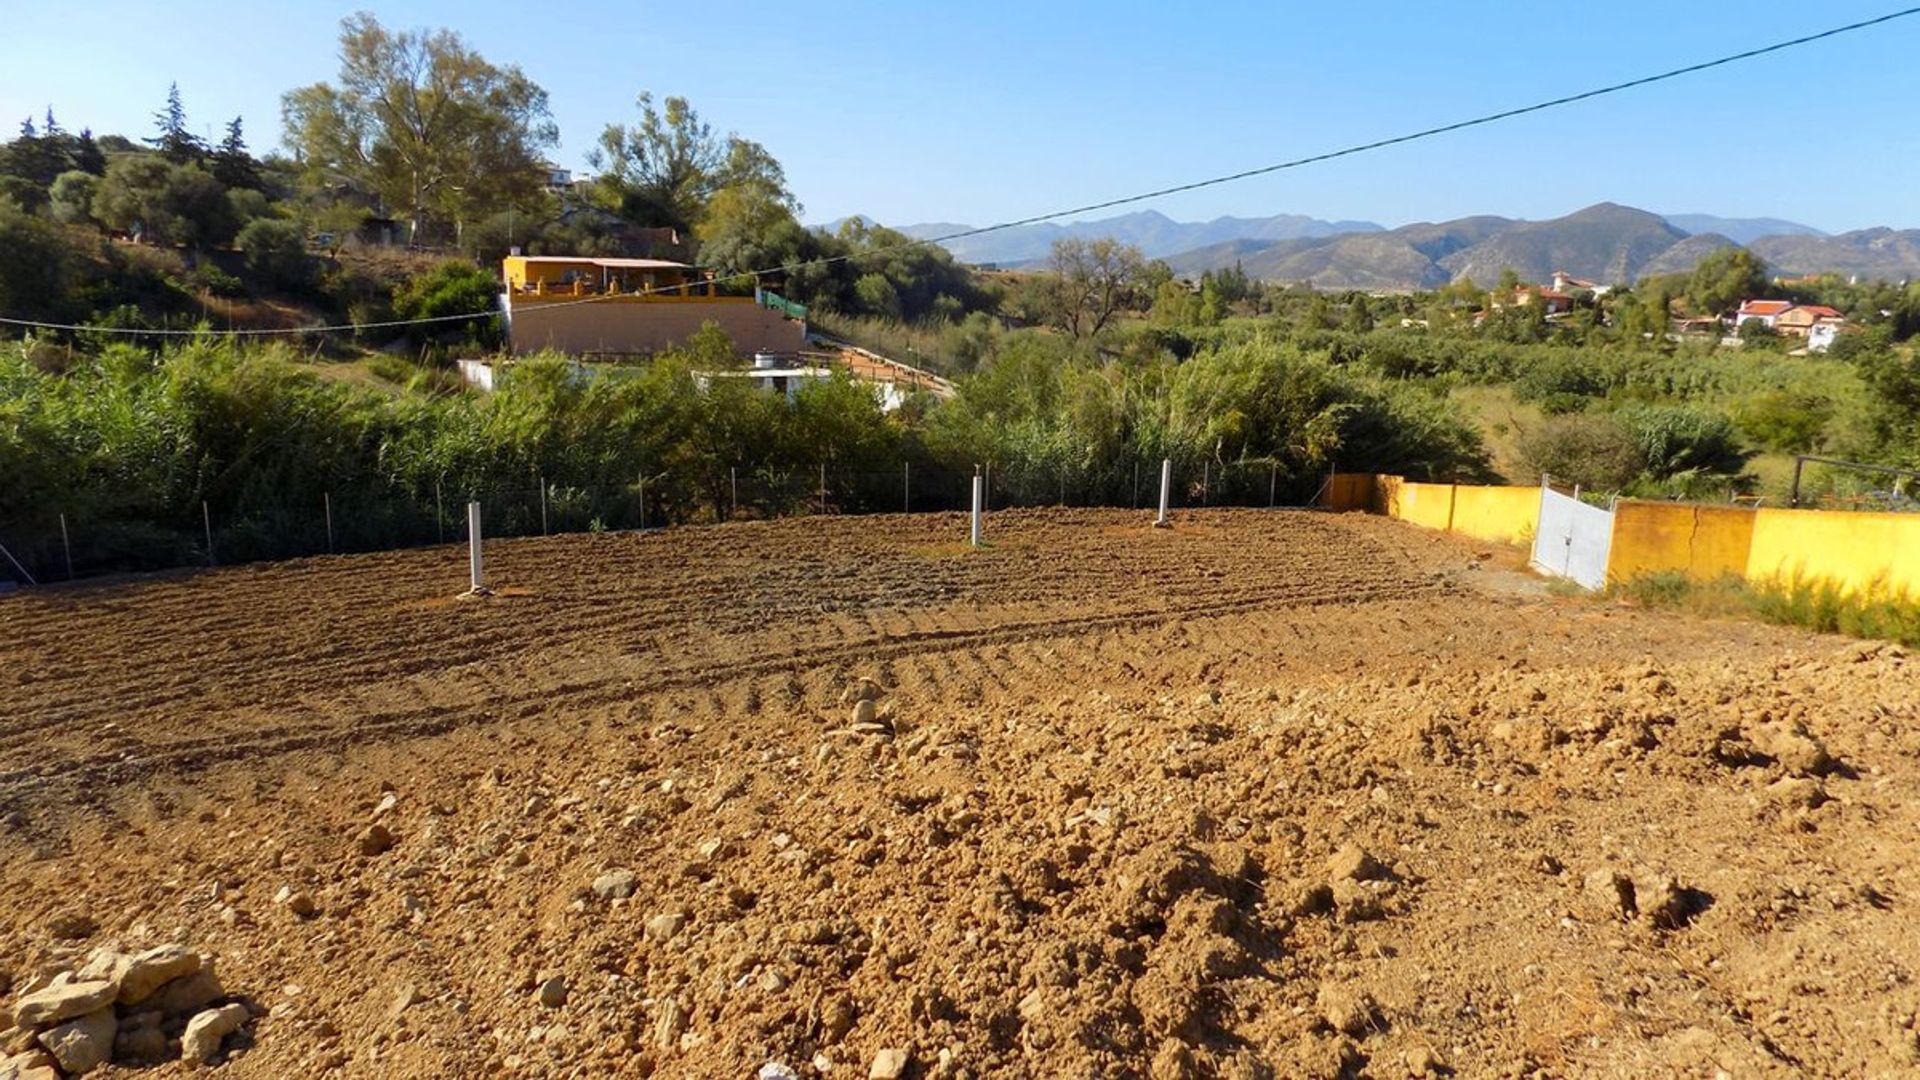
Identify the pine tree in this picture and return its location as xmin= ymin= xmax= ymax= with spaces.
xmin=72 ymin=129 xmax=106 ymax=176
xmin=211 ymin=116 xmax=259 ymax=190
xmin=148 ymin=82 xmax=205 ymax=163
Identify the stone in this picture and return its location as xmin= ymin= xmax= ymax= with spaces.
xmin=388 ymin=984 xmax=424 ymax=1022
xmin=3 ymin=1049 xmax=61 ymax=1080
xmin=869 ymin=1047 xmax=910 ymax=1080
xmin=645 ymin=911 xmax=687 ymax=942
xmin=1326 ymin=843 xmax=1383 ymax=882
xmin=179 ymin=1002 xmax=248 ymax=1064
xmin=821 ymin=996 xmax=859 ymax=1043
xmin=37 ymin=1006 xmax=115 ymax=1075
xmin=1316 ymin=984 xmax=1379 ymax=1037
xmin=1766 ymin=776 xmax=1828 ymax=809
xmin=1405 ymin=1046 xmax=1447 ymax=1075
xmin=1633 ymin=873 xmax=1698 ymax=929
xmin=537 ymin=977 xmax=567 ymax=1008
xmin=653 ymin=999 xmax=686 ymax=1050
xmin=113 ymin=1023 xmax=169 ymax=1063
xmin=759 ymin=1064 xmax=802 ymax=1080
xmin=117 ymin=945 xmax=203 ymax=1005
xmin=1750 ymin=721 xmax=1832 ymax=776
xmin=1583 ymin=868 xmax=1636 ymax=920
xmin=147 ymin=968 xmax=225 ymax=1017
xmin=853 ymin=699 xmax=879 ymax=727
xmin=1331 ymin=879 xmax=1385 ymax=922
xmin=592 ymin=870 xmax=637 ymax=901
xmin=357 ymin=823 xmax=395 ymax=857
xmin=11 ymin=978 xmax=117 ymax=1029
xmin=274 ymin=887 xmax=317 ymax=919
xmin=46 ymin=912 xmax=97 ymax=941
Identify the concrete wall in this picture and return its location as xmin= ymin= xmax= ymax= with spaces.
xmin=1451 ymin=484 xmax=1540 ymax=545
xmin=1747 ymin=507 xmax=1920 ymax=598
xmin=1366 ymin=475 xmax=1539 ymax=545
xmin=1605 ymin=501 xmax=1757 ymax=585
xmin=507 ymin=299 xmax=806 ymax=357
xmin=1323 ymin=473 xmax=1376 ymax=512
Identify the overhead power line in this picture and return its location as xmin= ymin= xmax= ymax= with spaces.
xmin=3 ymin=5 xmax=1916 ymax=339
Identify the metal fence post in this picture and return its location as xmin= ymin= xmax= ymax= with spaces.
xmin=0 ymin=540 xmax=35 ymax=586
xmin=59 ymin=513 xmax=73 ymax=580
xmin=466 ymin=501 xmax=488 ymax=594
xmin=1132 ymin=461 xmax=1139 ymax=508
xmin=903 ymin=461 xmax=910 ymax=513
xmin=1156 ymin=459 xmax=1172 ymax=527
xmin=203 ymin=501 xmax=215 ymax=566
xmin=730 ymin=466 xmax=738 ymax=520
xmin=324 ymin=492 xmax=334 ymax=553
xmin=538 ymin=473 xmax=548 ymax=535
xmin=1202 ymin=461 xmax=1209 ymax=506
xmin=819 ymin=462 xmax=827 ymax=515
xmin=1269 ymin=463 xmax=1278 ymax=508
xmin=434 ymin=479 xmax=444 ymax=544
xmin=639 ymin=471 xmax=647 ymax=531
xmin=970 ymin=470 xmax=983 ymax=547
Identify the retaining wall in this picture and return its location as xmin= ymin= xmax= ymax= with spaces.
xmin=1605 ymin=501 xmax=1757 ymax=585
xmin=1358 ymin=475 xmax=1539 ymax=545
xmin=1746 ymin=507 xmax=1920 ymax=598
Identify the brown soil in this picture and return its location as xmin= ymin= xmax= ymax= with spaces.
xmin=1 ymin=509 xmax=1916 ymax=1078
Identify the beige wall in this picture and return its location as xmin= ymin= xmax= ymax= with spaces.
xmin=507 ymin=300 xmax=806 ymax=357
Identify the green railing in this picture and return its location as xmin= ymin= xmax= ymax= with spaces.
xmin=756 ymin=289 xmax=808 ymax=320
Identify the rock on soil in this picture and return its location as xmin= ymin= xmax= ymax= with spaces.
xmin=180 ymin=1003 xmax=249 ymax=1064
xmin=868 ymin=1047 xmax=910 ymax=1079
xmin=11 ymin=977 xmax=117 ymax=1028
xmin=36 ymin=1007 xmax=114 ymax=1075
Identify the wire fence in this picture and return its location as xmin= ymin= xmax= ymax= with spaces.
xmin=0 ymin=459 xmax=1328 ymax=587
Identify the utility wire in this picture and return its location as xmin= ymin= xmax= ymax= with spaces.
xmin=3 ymin=5 xmax=1915 ymax=339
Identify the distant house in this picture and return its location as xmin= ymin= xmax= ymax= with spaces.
xmin=1731 ymin=299 xmax=1794 ymax=330
xmin=499 ymin=255 xmax=809 ymax=358
xmin=695 ymin=354 xmax=834 ymax=403
xmin=1511 ymin=286 xmax=1574 ymax=316
xmin=541 ymin=162 xmax=573 ymax=192
xmin=1773 ymin=304 xmax=1847 ymax=352
xmin=1549 ymin=270 xmax=1611 ymax=297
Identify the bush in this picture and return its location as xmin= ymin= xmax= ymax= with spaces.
xmin=1614 ymin=403 xmax=1747 ymax=480
xmin=391 ymin=261 xmax=502 ymax=347
xmin=236 ymin=218 xmax=314 ymax=289
xmin=1516 ymin=414 xmax=1644 ymax=490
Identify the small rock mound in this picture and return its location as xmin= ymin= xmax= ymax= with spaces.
xmin=3 ymin=944 xmax=248 ymax=1074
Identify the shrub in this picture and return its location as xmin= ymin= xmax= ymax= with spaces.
xmin=1614 ymin=404 xmax=1747 ymax=480
xmin=236 ymin=218 xmax=314 ymax=289
xmin=1516 ymin=414 xmax=1644 ymax=490
xmin=391 ymin=261 xmax=502 ymax=347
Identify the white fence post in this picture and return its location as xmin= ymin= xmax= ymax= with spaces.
xmin=1155 ymin=458 xmax=1172 ymax=527
xmin=466 ymin=501 xmax=490 ymax=595
xmin=970 ymin=472 xmax=983 ymax=547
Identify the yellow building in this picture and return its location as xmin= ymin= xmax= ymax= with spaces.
xmin=500 ymin=256 xmax=808 ymax=358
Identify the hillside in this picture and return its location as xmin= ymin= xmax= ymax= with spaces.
xmin=1663 ymin=213 xmax=1826 ymax=245
xmin=1160 ymin=205 xmax=1920 ymax=289
xmin=1437 ymin=203 xmax=1686 ymax=286
xmin=892 ymin=209 xmax=1383 ymax=265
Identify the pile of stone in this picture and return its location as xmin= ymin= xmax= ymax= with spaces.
xmin=2 ymin=945 xmax=247 ymax=1077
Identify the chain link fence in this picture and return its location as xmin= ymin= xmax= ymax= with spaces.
xmin=0 ymin=458 xmax=1327 ymax=586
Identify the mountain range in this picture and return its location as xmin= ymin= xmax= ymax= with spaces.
xmin=889 ymin=204 xmax=1919 ymax=291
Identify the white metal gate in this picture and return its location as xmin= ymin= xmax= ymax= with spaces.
xmin=1530 ymin=486 xmax=1613 ymax=590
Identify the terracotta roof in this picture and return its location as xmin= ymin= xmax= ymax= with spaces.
xmin=1799 ymin=305 xmax=1844 ymax=319
xmin=509 ymin=256 xmax=695 ymax=270
xmin=1735 ymin=300 xmax=1794 ymax=316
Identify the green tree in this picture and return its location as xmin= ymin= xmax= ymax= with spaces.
xmin=237 ymin=218 xmax=314 ymax=287
xmin=1517 ymin=414 xmax=1644 ymax=490
xmin=147 ymin=83 xmax=206 ymax=164
xmin=1687 ymin=247 xmax=1769 ymax=316
xmin=282 ymin=13 xmax=557 ymax=244
xmin=590 ymin=93 xmax=793 ymax=232
xmin=211 ymin=116 xmax=261 ymax=190
xmin=1046 ymin=237 xmax=1147 ymax=338
xmin=94 ymin=157 xmax=236 ymax=249
xmin=47 ymin=170 xmax=100 ymax=226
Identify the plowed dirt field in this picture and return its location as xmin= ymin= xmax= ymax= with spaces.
xmin=1 ymin=509 xmax=1917 ymax=1078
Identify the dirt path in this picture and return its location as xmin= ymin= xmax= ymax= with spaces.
xmin=1 ymin=510 xmax=1915 ymax=1078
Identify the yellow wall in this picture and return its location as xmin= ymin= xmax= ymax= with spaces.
xmin=1323 ymin=473 xmax=1376 ymax=512
xmin=1606 ymin=501 xmax=1756 ymax=584
xmin=1363 ymin=475 xmax=1538 ymax=545
xmin=1450 ymin=484 xmax=1540 ymax=545
xmin=1747 ymin=507 xmax=1920 ymax=598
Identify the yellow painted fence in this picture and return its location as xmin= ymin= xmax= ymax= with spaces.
xmin=1328 ymin=475 xmax=1920 ymax=599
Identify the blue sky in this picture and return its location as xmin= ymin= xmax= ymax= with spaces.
xmin=4 ymin=2 xmax=1915 ymax=233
